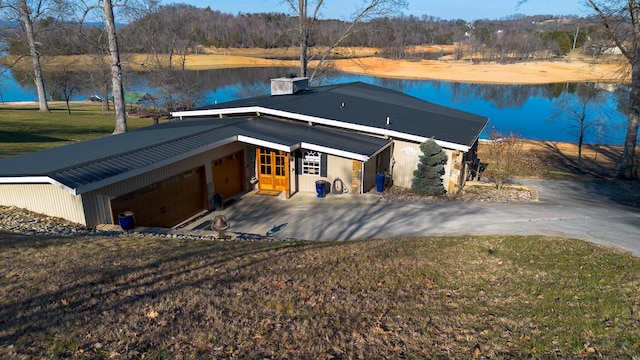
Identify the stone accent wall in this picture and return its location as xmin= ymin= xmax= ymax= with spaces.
xmin=447 ymin=150 xmax=465 ymax=194
xmin=351 ymin=160 xmax=362 ymax=194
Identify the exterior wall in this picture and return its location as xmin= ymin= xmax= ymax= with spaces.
xmin=86 ymin=142 xmax=247 ymax=226
xmin=447 ymin=150 xmax=466 ymax=194
xmin=0 ymin=184 xmax=86 ymax=224
xmin=362 ymin=156 xmax=377 ymax=193
xmin=391 ymin=139 xmax=457 ymax=193
xmin=296 ymin=154 xmax=353 ymax=194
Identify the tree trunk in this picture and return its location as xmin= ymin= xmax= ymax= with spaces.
xmin=297 ymin=0 xmax=308 ymax=77
xmin=104 ymin=0 xmax=127 ymax=134
xmin=617 ymin=60 xmax=639 ymax=179
xmin=20 ymin=0 xmax=48 ymax=112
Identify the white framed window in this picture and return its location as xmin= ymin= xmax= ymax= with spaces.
xmin=302 ymin=150 xmax=321 ymax=175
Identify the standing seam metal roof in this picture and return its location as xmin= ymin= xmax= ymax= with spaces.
xmin=0 ymin=116 xmax=389 ymax=193
xmin=199 ymin=81 xmax=489 ymax=148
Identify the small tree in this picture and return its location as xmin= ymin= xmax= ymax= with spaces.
xmin=549 ymin=83 xmax=609 ymax=172
xmin=485 ymin=131 xmax=523 ymax=191
xmin=411 ymin=139 xmax=447 ymax=196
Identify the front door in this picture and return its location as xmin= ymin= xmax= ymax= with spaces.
xmin=256 ymin=148 xmax=289 ymax=192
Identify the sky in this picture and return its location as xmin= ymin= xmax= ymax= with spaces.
xmin=176 ymin=0 xmax=590 ymax=21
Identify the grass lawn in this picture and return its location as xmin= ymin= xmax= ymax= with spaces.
xmin=1 ymin=234 xmax=639 ymax=358
xmin=0 ymin=102 xmax=158 ymax=158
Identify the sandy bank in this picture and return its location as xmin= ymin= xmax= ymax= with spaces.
xmin=178 ymin=51 xmax=629 ymax=84
xmin=3 ymin=49 xmax=628 ymax=85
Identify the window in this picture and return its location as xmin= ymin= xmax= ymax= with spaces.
xmin=302 ymin=150 xmax=321 ymax=175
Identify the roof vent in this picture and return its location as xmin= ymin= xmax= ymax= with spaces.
xmin=271 ymin=77 xmax=308 ymax=96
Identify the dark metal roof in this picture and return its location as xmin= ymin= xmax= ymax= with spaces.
xmin=199 ymin=81 xmax=489 ymax=148
xmin=234 ymin=117 xmax=388 ymax=158
xmin=0 ymin=116 xmax=388 ymax=193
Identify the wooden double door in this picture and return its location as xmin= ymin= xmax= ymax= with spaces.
xmin=256 ymin=148 xmax=289 ymax=192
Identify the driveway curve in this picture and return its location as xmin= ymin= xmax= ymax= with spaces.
xmin=193 ymin=179 xmax=640 ymax=257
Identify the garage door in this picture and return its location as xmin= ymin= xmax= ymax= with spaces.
xmin=111 ymin=167 xmax=206 ymax=228
xmin=212 ymin=151 xmax=244 ymax=201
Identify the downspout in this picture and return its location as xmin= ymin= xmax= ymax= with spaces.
xmin=360 ymin=162 xmax=365 ymax=194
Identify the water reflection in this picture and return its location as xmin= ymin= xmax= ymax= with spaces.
xmin=0 ymin=66 xmax=628 ymax=145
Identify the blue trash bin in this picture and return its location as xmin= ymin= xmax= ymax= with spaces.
xmin=118 ymin=211 xmax=135 ymax=230
xmin=214 ymin=194 xmax=223 ymax=211
xmin=316 ymin=180 xmax=327 ymax=198
xmin=376 ymin=173 xmax=385 ymax=192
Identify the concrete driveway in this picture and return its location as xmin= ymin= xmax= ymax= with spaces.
xmin=188 ymin=179 xmax=640 ymax=257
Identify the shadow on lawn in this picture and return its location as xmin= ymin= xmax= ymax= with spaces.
xmin=0 ymin=130 xmax=67 ymax=143
xmin=0 ymin=235 xmax=329 ymax=350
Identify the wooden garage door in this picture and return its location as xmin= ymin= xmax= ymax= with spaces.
xmin=111 ymin=167 xmax=206 ymax=228
xmin=212 ymin=150 xmax=244 ymax=201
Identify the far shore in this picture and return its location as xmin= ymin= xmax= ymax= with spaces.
xmin=178 ymin=53 xmax=629 ymax=85
xmin=172 ymin=46 xmax=630 ymax=85
xmin=2 ymin=46 xmax=630 ymax=85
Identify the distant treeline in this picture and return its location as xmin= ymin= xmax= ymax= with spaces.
xmin=0 ymin=4 xmax=612 ymax=62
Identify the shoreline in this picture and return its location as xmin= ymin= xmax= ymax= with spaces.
xmin=3 ymin=50 xmax=628 ymax=85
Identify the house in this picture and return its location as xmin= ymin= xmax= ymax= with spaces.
xmin=0 ymin=79 xmax=488 ymax=228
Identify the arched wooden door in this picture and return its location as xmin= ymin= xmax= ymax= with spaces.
xmin=256 ymin=148 xmax=289 ymax=192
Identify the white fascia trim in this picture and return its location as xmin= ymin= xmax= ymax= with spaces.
xmin=236 ymin=135 xmax=291 ymax=152
xmin=384 ymin=129 xmax=470 ymax=152
xmin=300 ymin=142 xmax=369 ymax=162
xmin=171 ymin=106 xmax=263 ymax=119
xmin=0 ymin=176 xmax=78 ymax=195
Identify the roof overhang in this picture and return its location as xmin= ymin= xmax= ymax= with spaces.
xmin=0 ymin=176 xmax=77 ymax=194
xmin=237 ymin=135 xmax=377 ymax=162
xmin=172 ymin=106 xmax=473 ymax=152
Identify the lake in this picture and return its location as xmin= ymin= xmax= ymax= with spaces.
xmin=0 ymin=67 xmax=629 ymax=145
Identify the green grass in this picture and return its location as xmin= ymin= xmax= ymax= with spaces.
xmin=0 ymin=102 xmax=159 ymax=158
xmin=1 ymin=234 xmax=639 ymax=358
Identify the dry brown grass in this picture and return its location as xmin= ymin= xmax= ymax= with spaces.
xmin=479 ymin=139 xmax=637 ymax=179
xmin=1 ymin=233 xmax=639 ymax=358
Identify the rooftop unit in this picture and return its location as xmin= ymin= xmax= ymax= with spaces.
xmin=271 ymin=77 xmax=309 ymax=96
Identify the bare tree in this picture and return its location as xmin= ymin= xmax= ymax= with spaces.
xmin=586 ymin=0 xmax=639 ymax=178
xmin=77 ymin=0 xmax=129 ymax=134
xmin=0 ymin=0 xmax=58 ymax=112
xmin=484 ymin=131 xmax=523 ymax=191
xmin=282 ymin=0 xmax=407 ymax=83
xmin=45 ymin=59 xmax=83 ymax=114
xmin=131 ymin=3 xmax=204 ymax=111
xmin=520 ymin=0 xmax=638 ymax=178
xmin=550 ymin=83 xmax=609 ymax=171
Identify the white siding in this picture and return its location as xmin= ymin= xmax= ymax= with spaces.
xmin=0 ymin=184 xmax=86 ymax=224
